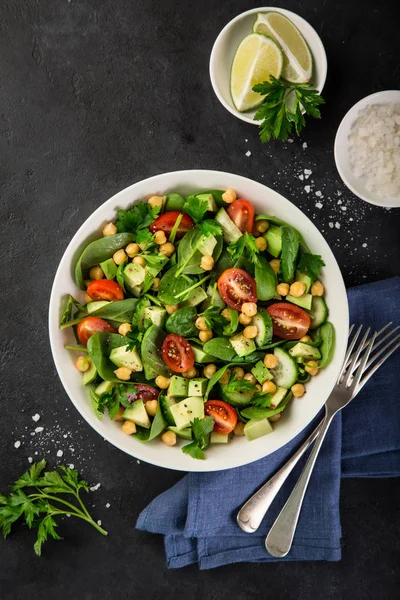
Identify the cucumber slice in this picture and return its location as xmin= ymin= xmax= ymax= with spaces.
xmin=159 ymin=395 xmax=176 ymax=426
xmin=215 ymin=208 xmax=242 ymax=243
xmin=220 ymin=384 xmax=254 ymax=406
xmin=308 ymin=296 xmax=328 ymax=330
xmin=271 ymin=347 xmax=299 ymax=388
xmin=252 ymin=309 xmax=273 ymax=347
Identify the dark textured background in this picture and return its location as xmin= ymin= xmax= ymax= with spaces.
xmin=1 ymin=0 xmax=399 ymax=598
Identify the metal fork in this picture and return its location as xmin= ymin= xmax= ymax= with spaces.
xmin=236 ymin=323 xmax=400 ymax=546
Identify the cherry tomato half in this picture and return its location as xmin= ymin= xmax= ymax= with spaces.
xmin=227 ymin=199 xmax=255 ymax=233
xmin=217 ymin=268 xmax=258 ymax=311
xmin=267 ymin=302 xmax=311 ymax=340
xmin=150 ymin=211 xmax=194 ymax=240
xmin=162 ymin=333 xmax=195 ymax=373
xmin=204 ymin=400 xmax=238 ymax=434
xmin=87 ymin=280 xmax=124 ymax=302
xmin=126 ymin=384 xmax=159 ymax=403
xmin=77 ymin=317 xmax=117 ymax=347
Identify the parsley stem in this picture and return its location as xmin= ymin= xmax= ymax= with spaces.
xmin=31 ymin=491 xmax=97 ymax=527
xmin=175 ymin=274 xmax=212 ymax=300
xmin=49 ymin=509 xmax=108 ymax=536
xmin=64 ymin=345 xmax=88 ymax=353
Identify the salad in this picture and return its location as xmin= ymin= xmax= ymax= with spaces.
xmin=60 ymin=188 xmax=335 ymax=460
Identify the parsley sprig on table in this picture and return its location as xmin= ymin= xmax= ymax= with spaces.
xmin=0 ymin=460 xmax=107 ymax=556
xmin=253 ymin=77 xmax=325 ymax=142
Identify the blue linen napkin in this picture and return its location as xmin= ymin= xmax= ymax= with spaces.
xmin=137 ymin=277 xmax=400 ymax=569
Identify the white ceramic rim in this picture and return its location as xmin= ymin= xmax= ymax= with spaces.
xmin=49 ymin=169 xmax=348 ymax=472
xmin=334 ymin=90 xmax=400 ymax=208
xmin=209 ymin=6 xmax=328 ymax=125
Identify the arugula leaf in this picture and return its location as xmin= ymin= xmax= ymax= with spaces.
xmin=297 ymin=252 xmax=325 ymax=283
xmin=114 ymin=201 xmax=161 ymax=233
xmin=183 ymin=196 xmax=208 ymax=224
xmin=202 ymin=306 xmax=228 ymax=330
xmin=201 ymin=219 xmax=222 ymax=237
xmin=227 ymin=232 xmax=260 ymax=264
xmin=253 ymin=77 xmax=325 ymax=142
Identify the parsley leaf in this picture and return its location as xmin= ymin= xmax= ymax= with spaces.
xmin=183 ymin=197 xmax=208 ymax=224
xmin=201 ymin=219 xmax=222 ymax=237
xmin=250 ymin=392 xmax=272 ymax=408
xmin=135 ymin=228 xmax=154 ymax=247
xmin=182 ymin=416 xmax=214 ymax=459
xmin=202 ymin=306 xmax=228 ymax=330
xmin=125 ymin=330 xmax=143 ymax=352
xmin=227 ymin=232 xmax=260 ymax=264
xmin=114 ymin=201 xmax=161 ymax=233
xmin=224 ymin=376 xmax=256 ymax=396
xmin=297 ymin=252 xmax=325 ymax=283
xmin=182 ymin=442 xmax=206 ymax=460
xmin=253 ymin=77 xmax=325 ymax=142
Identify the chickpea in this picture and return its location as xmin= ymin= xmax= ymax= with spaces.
xmin=289 ymin=281 xmax=306 ymax=297
xmin=241 ymin=302 xmax=257 ymax=317
xmin=263 ymin=354 xmax=278 ymax=369
xmin=195 ymin=316 xmax=208 ymax=331
xmin=155 ymin=375 xmax=170 ymax=389
xmin=255 ymin=384 xmax=262 ymax=392
xmin=203 ymin=364 xmax=217 ymax=379
xmin=103 ymin=222 xmax=117 ymax=237
xmin=154 ymin=230 xmax=167 ymax=245
xmin=199 ymin=330 xmax=213 ymax=343
xmin=89 ymin=266 xmax=104 ymax=280
xmin=221 ymin=308 xmax=231 ymax=322
xmin=300 ymin=335 xmax=312 ymax=343
xmin=269 ymin=259 xmax=280 ymax=275
xmin=269 ymin=414 xmax=281 ymax=423
xmin=232 ymin=367 xmax=244 ymax=380
xmin=118 ymin=322 xmax=132 ymax=336
xmin=292 ymin=383 xmax=305 ymax=397
xmin=114 ymin=367 xmax=131 ymax=381
xmin=252 ymin=225 xmax=261 ymax=238
xmin=233 ymin=422 xmax=245 ymax=436
xmin=244 ymin=373 xmax=257 ymax=385
xmin=145 ymin=400 xmax=158 ymax=417
xmin=243 ymin=325 xmax=258 ymax=339
xmin=311 ymin=280 xmax=324 ymax=296
xmin=276 ymin=283 xmax=289 ymax=296
xmin=133 ymin=255 xmax=146 ymax=267
xmin=148 ymin=195 xmax=164 ymax=209
xmin=305 ymin=360 xmax=319 ymax=376
xmin=255 ymin=236 xmax=267 ymax=251
xmin=221 ymin=188 xmax=236 ymax=204
xmin=113 ymin=249 xmax=127 ymax=266
xmin=152 ymin=277 xmax=160 ymax=291
xmin=126 ymin=242 xmax=140 ymax=257
xmin=200 ymin=255 xmax=214 ymax=271
xmin=84 ymin=293 xmax=92 ymax=304
xmin=75 ymin=356 xmax=89 ymax=372
xmin=122 ymin=420 xmax=136 ymax=435
xmin=113 ymin=406 xmax=125 ymax=422
xmin=183 ymin=367 xmax=197 ymax=379
xmin=159 ymin=242 xmax=175 ymax=257
xmin=219 ymin=369 xmax=231 ymax=385
xmin=165 ymin=304 xmax=179 ymax=315
xmin=161 ymin=431 xmax=177 ymax=446
xmin=239 ymin=313 xmax=252 ymax=326
xmin=256 ymin=220 xmax=269 ymax=233
xmin=262 ymin=381 xmax=277 ymax=394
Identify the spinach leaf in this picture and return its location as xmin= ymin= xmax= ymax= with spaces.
xmin=116 ymin=259 xmax=127 ymax=291
xmin=157 ymin=265 xmax=194 ymax=305
xmin=230 ymin=351 xmax=265 ymax=364
xmin=255 ymin=255 xmax=277 ymax=300
xmin=240 ymin=392 xmax=292 ymax=420
xmin=143 ymin=254 xmax=169 ymax=277
xmin=60 ymin=296 xmax=74 ymax=326
xmin=89 ymin=388 xmax=103 ymax=421
xmin=280 ymin=226 xmax=300 ymax=284
xmin=214 ymin=248 xmax=234 ymax=278
xmin=222 ymin=309 xmax=239 ymax=336
xmin=317 ymin=322 xmax=335 ymax=368
xmin=256 ymin=214 xmax=311 ymax=253
xmin=135 ymin=403 xmax=167 ymax=442
xmin=87 ymin=299 xmax=138 ymax=323
xmin=165 ymin=306 xmax=198 ymax=337
xmin=234 ymin=256 xmax=255 ymax=276
xmin=204 ymin=363 xmax=232 ymax=400
xmin=259 ymin=340 xmax=287 ymax=350
xmin=87 ymin=333 xmax=129 ymax=383
xmin=176 ymin=227 xmax=203 ymax=275
xmin=202 ymin=337 xmax=236 ymax=362
xmin=141 ymin=324 xmax=172 ymax=379
xmin=75 ymin=233 xmax=134 ymax=289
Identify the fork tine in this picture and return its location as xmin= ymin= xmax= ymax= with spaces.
xmin=345 ymin=322 xmax=394 ymax=369
xmin=338 ymin=324 xmax=363 ymax=381
xmin=356 ymin=340 xmax=400 ymax=394
xmin=349 ymin=330 xmax=377 ymax=390
xmin=344 ymin=327 xmax=371 ymax=387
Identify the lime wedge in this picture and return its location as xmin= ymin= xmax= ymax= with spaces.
xmin=230 ymin=33 xmax=283 ymax=112
xmin=253 ymin=12 xmax=313 ymax=84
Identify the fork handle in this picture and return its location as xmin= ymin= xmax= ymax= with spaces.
xmin=236 ymin=422 xmax=322 ymax=533
xmin=265 ymin=409 xmax=334 ymax=557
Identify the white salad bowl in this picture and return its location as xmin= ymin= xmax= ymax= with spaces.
xmin=49 ymin=170 xmax=348 ymax=472
xmin=334 ymin=90 xmax=400 ymax=208
xmin=209 ymin=6 xmax=327 ymax=125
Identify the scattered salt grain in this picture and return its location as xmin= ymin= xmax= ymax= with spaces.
xmin=304 ymin=168 xmax=312 ymax=178
xmin=137 ymin=460 xmax=140 ymax=464
xmin=315 ymin=190 xmax=322 ymax=197
xmin=14 ymin=441 xmax=21 ymax=449
xmin=32 ymin=414 xmax=40 ymax=422
xmin=304 ymin=185 xmax=311 ymax=193
xmin=299 ymin=174 xmax=304 ymax=181
xmin=97 ymin=520 xmax=102 ymax=526
xmin=35 ymin=427 xmax=44 ymax=433
xmin=315 ymin=202 xmax=323 ymax=209
xmin=90 ymin=483 xmax=101 ymax=492
xmin=329 ymin=222 xmax=334 ymax=228
xmin=335 ymin=222 xmax=341 ymax=229
xmin=341 ymin=206 xmax=347 ymax=211
xmin=288 ymin=138 xmax=294 ymax=143
xmin=362 ymin=242 xmax=368 ymax=248
xmin=28 ymin=457 xmax=33 ymax=463
xmin=106 ymin=503 xmax=111 ymax=508
xmin=302 ymin=142 xmax=308 ymax=149
xmin=245 ymin=150 xmax=251 ymax=157
xmin=69 ymin=464 xmax=75 ymax=469
xmin=57 ymin=450 xmax=63 ymax=458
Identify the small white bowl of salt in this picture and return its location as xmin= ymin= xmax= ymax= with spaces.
xmin=334 ymin=90 xmax=400 ymax=208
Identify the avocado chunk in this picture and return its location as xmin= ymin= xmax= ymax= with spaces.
xmin=244 ymin=418 xmax=274 ymax=441
xmin=87 ymin=301 xmax=110 ymax=314
xmin=95 ymin=380 xmax=114 ymax=395
xmin=289 ymin=343 xmax=321 ymax=360
xmin=264 ymin=224 xmax=282 ymax=257
xmin=295 ymin=270 xmax=312 ymax=293
xmin=164 ymin=192 xmax=184 ymax=211
xmin=210 ymin=431 xmax=229 ymax=444
xmin=269 ymin=386 xmax=288 ymax=409
xmin=169 ymin=396 xmax=205 ymax=430
xmin=82 ymin=358 xmax=97 ymax=385
xmin=122 ymin=399 xmax=151 ymax=429
xmin=251 ymin=361 xmax=273 ymax=384
xmin=229 ymin=333 xmax=256 ymax=357
xmin=143 ymin=306 xmax=167 ymax=328
xmin=188 ymin=378 xmax=207 ymax=397
xmin=286 ymin=293 xmax=313 ymax=311
xmin=100 ymin=258 xmax=118 ymax=280
xmin=124 ymin=263 xmax=146 ymax=292
xmin=195 ymin=192 xmax=218 ymax=212
xmin=215 ymin=208 xmax=242 ymax=243
xmin=168 ymin=376 xmax=189 ymax=397
xmin=168 ymin=426 xmax=192 ymax=440
xmin=180 ymin=287 xmax=208 ymax=307
xmin=109 ymin=344 xmax=143 ymax=372
xmin=191 ymin=343 xmax=218 ymax=364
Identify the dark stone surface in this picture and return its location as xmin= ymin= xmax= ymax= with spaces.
xmin=0 ymin=0 xmax=399 ymax=598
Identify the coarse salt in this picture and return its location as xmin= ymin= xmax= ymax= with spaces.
xmin=14 ymin=441 xmax=21 ymax=449
xmin=32 ymin=414 xmax=40 ymax=422
xmin=245 ymin=150 xmax=251 ymax=157
xmin=90 ymin=483 xmax=101 ymax=492
xmin=35 ymin=427 xmax=44 ymax=433
xmin=57 ymin=450 xmax=63 ymax=457
xmin=315 ymin=202 xmax=323 ymax=209
xmin=304 ymin=185 xmax=311 ymax=193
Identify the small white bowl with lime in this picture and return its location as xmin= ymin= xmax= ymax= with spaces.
xmin=209 ymin=7 xmax=327 ymax=126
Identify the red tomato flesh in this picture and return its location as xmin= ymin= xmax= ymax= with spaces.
xmin=150 ymin=211 xmax=194 ymax=240
xmin=217 ymin=268 xmax=258 ymax=311
xmin=87 ymin=279 xmax=124 ymax=302
xmin=126 ymin=384 xmax=159 ymax=403
xmin=204 ymin=400 xmax=238 ymax=434
xmin=162 ymin=333 xmax=195 ymax=373
xmin=227 ymin=199 xmax=255 ymax=233
xmin=77 ymin=317 xmax=117 ymax=347
xmin=267 ymin=302 xmax=311 ymax=340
